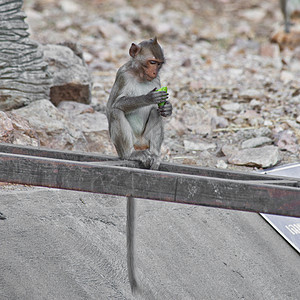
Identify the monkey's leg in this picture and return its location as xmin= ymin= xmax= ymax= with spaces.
xmin=109 ymin=109 xmax=153 ymax=168
xmin=109 ymin=109 xmax=135 ymax=158
xmin=143 ymin=107 xmax=164 ymax=170
xmin=127 ymin=196 xmax=138 ymax=293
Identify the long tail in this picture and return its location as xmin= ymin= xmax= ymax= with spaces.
xmin=127 ymin=196 xmax=138 ymax=293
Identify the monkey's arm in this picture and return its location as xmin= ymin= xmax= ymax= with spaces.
xmin=112 ymin=90 xmax=168 ymax=113
xmin=108 ymin=72 xmax=167 ymax=111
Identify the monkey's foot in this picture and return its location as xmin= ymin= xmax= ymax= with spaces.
xmin=129 ymin=150 xmax=153 ymax=169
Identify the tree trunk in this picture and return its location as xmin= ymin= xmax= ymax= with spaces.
xmin=0 ymin=0 xmax=52 ymax=110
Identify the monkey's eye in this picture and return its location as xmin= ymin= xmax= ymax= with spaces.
xmin=149 ymin=60 xmax=157 ymax=65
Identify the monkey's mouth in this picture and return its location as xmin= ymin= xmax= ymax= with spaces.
xmin=146 ymin=74 xmax=156 ymax=81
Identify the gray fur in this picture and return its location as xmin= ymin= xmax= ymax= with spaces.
xmin=107 ymin=39 xmax=170 ymax=167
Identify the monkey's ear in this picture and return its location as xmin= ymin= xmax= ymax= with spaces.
xmin=129 ymin=43 xmax=141 ymax=58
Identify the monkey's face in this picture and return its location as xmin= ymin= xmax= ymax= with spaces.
xmin=143 ymin=58 xmax=164 ymax=81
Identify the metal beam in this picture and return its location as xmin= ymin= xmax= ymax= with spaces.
xmin=0 ymin=142 xmax=298 ymax=181
xmin=0 ymin=149 xmax=299 ymax=217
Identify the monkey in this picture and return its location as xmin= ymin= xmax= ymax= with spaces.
xmin=107 ymin=37 xmax=172 ymax=170
xmin=106 ymin=37 xmax=172 ymax=293
xmin=280 ymin=0 xmax=300 ymax=33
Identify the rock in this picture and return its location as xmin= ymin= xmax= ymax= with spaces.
xmin=197 ymin=150 xmax=218 ymax=167
xmin=259 ymin=43 xmax=280 ymax=58
xmin=274 ymin=130 xmax=298 ymax=153
xmin=0 ymin=111 xmax=38 ymax=146
xmin=7 ymin=112 xmax=39 ymax=146
xmin=241 ymin=137 xmax=272 ymax=149
xmin=0 ymin=1 xmax=52 ymax=110
xmin=280 ymin=71 xmax=294 ymax=84
xmin=216 ymin=160 xmax=228 ymax=169
xmin=42 ymin=44 xmax=92 ymax=106
xmin=83 ymin=19 xmax=129 ymax=46
xmin=253 ymin=127 xmax=272 ymax=138
xmin=189 ymin=80 xmax=203 ymax=90
xmin=214 ymin=116 xmax=229 ymax=128
xmin=182 ymin=58 xmax=192 ymax=67
xmin=249 ymin=99 xmax=261 ymax=109
xmin=179 ymin=106 xmax=216 ymax=136
xmin=221 ymin=144 xmax=239 ymax=157
xmin=239 ymin=89 xmax=264 ymax=100
xmin=239 ymin=8 xmax=266 ymax=22
xmin=182 ymin=158 xmax=197 ymax=165
xmin=263 ymin=120 xmax=273 ymax=126
xmin=183 ymin=140 xmax=216 ymax=152
xmin=239 ymin=110 xmax=260 ymax=120
xmin=13 ymin=100 xmax=87 ymax=151
xmin=58 ymin=101 xmax=113 ymax=153
xmin=228 ymin=68 xmax=243 ymax=77
xmin=156 ymin=23 xmax=174 ymax=36
xmin=227 ymin=146 xmax=280 ymax=168
xmin=221 ymin=102 xmax=241 ymax=112
xmin=60 ymin=0 xmax=81 ymax=13
xmin=0 ymin=112 xmax=14 ymax=143
xmin=82 ymin=52 xmax=94 ymax=64
xmin=165 ymin=118 xmax=186 ymax=137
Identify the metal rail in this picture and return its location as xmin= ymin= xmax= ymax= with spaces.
xmin=0 ymin=143 xmax=299 ymax=217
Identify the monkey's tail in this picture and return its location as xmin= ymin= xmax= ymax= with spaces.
xmin=127 ymin=196 xmax=138 ymax=293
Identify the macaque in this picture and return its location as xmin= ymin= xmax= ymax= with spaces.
xmin=107 ymin=37 xmax=172 ymax=170
xmin=107 ymin=37 xmax=172 ymax=293
xmin=280 ymin=0 xmax=300 ymax=33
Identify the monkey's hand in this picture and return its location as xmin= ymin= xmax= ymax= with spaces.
xmin=146 ymin=89 xmax=169 ymax=105
xmin=158 ymin=101 xmax=172 ymax=117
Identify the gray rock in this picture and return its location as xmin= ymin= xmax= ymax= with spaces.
xmin=216 ymin=159 xmax=228 ymax=169
xmin=274 ymin=130 xmax=299 ymax=153
xmin=7 ymin=112 xmax=39 ymax=147
xmin=221 ymin=102 xmax=241 ymax=112
xmin=222 ymin=144 xmax=239 ymax=157
xmin=0 ymin=111 xmax=38 ymax=146
xmin=179 ymin=106 xmax=216 ymax=136
xmin=83 ymin=19 xmax=129 ymax=46
xmin=249 ymin=99 xmax=262 ymax=108
xmin=58 ymin=101 xmax=113 ymax=153
xmin=0 ymin=112 xmax=14 ymax=143
xmin=253 ymin=127 xmax=272 ymax=138
xmin=227 ymin=146 xmax=280 ymax=168
xmin=239 ymin=89 xmax=264 ymax=100
xmin=0 ymin=0 xmax=52 ymax=110
xmin=214 ymin=116 xmax=229 ymax=128
xmin=42 ymin=44 xmax=92 ymax=106
xmin=241 ymin=137 xmax=272 ymax=149
xmin=183 ymin=140 xmax=216 ymax=152
xmin=13 ymin=99 xmax=87 ymax=151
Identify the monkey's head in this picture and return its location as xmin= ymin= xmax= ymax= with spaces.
xmin=129 ymin=37 xmax=165 ymax=81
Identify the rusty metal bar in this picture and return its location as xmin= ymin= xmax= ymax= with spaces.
xmin=0 ymin=150 xmax=299 ymax=217
xmin=0 ymin=142 xmax=297 ymax=182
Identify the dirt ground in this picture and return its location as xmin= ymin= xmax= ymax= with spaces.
xmin=0 ymin=185 xmax=299 ymax=299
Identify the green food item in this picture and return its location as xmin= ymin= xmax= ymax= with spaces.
xmin=157 ymin=86 xmax=168 ymax=107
